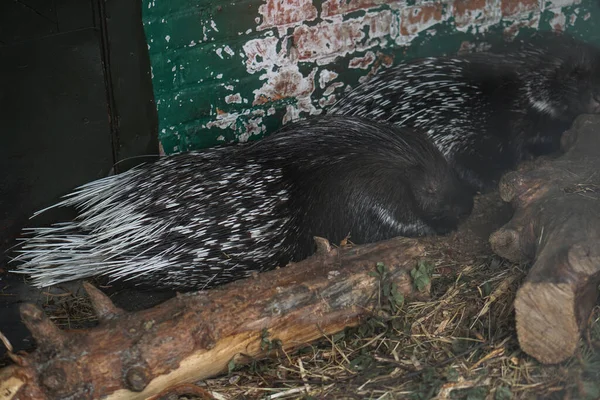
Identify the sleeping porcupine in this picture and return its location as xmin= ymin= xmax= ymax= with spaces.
xmin=328 ymin=34 xmax=600 ymax=191
xmin=11 ymin=116 xmax=473 ymax=290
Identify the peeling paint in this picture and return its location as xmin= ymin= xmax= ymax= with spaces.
xmin=240 ymin=117 xmax=266 ymax=141
xmin=569 ymin=13 xmax=577 ymax=25
xmin=252 ymin=65 xmax=317 ymax=106
xmin=349 ymin=51 xmax=376 ymax=69
xmin=453 ymin=0 xmax=502 ymax=33
xmin=399 ymin=4 xmax=445 ymax=42
xmin=549 ymin=10 xmax=567 ymax=30
xmin=223 ymin=45 xmax=235 ymax=56
xmin=544 ymin=0 xmax=582 ymax=8
xmin=205 ymin=110 xmax=248 ymax=130
xmin=321 ymin=0 xmax=398 ymax=17
xmin=324 ymin=82 xmax=344 ymax=96
xmin=225 ymin=93 xmax=243 ymax=104
xmin=458 ymin=40 xmax=493 ymax=54
xmin=357 ymin=51 xmax=394 ymax=83
xmin=501 ymin=0 xmax=539 ymax=17
xmin=142 ymin=0 xmax=593 ymax=154
xmin=292 ymin=11 xmax=396 ymax=65
xmin=257 ymin=0 xmax=318 ymax=35
xmin=503 ymin=14 xmax=541 ymax=38
xmin=243 ymin=36 xmax=287 ymax=74
xmin=319 ymin=94 xmax=338 ymax=107
xmin=318 ymin=69 xmax=339 ymax=89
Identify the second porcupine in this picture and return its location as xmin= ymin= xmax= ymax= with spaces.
xmin=11 ymin=116 xmax=473 ymax=290
xmin=328 ymin=34 xmax=600 ymax=191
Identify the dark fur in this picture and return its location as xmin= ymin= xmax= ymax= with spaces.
xmin=246 ymin=116 xmax=474 ymax=259
xmin=12 ymin=116 xmax=473 ymax=290
xmin=329 ymin=34 xmax=600 ymax=191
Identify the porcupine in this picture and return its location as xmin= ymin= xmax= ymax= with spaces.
xmin=328 ymin=34 xmax=600 ymax=191
xmin=10 ymin=116 xmax=473 ymax=290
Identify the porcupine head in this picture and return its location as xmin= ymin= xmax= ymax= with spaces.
xmin=524 ymin=40 xmax=600 ymax=120
xmin=406 ymin=152 xmax=474 ymax=235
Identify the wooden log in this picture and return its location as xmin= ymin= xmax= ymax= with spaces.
xmin=490 ymin=114 xmax=600 ymax=364
xmin=0 ymin=236 xmax=432 ymax=400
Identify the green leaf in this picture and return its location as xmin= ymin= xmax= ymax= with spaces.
xmin=393 ymin=290 xmax=404 ymax=305
xmin=227 ymin=358 xmax=237 ymax=374
xmin=377 ymin=262 xmax=386 ymax=276
xmin=418 ymin=260 xmax=434 ymax=274
xmin=414 ymin=275 xmax=430 ymax=292
xmin=482 ymin=281 xmax=492 ymax=297
xmin=495 ymin=386 xmax=512 ymax=400
xmin=411 ymin=260 xmax=434 ymax=292
xmin=383 ymin=281 xmax=391 ymax=297
xmin=389 ymin=283 xmax=404 ymax=311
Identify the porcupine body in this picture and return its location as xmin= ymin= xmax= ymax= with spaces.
xmin=328 ymin=35 xmax=600 ymax=191
xmin=11 ymin=116 xmax=473 ymax=290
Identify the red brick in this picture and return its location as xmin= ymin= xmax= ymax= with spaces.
xmin=399 ymin=4 xmax=444 ymax=37
xmin=257 ymin=0 xmax=318 ymax=31
xmin=501 ymin=0 xmax=538 ymax=18
xmin=321 ymin=0 xmax=398 ymax=17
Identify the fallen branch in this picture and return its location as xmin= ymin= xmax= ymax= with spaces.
xmin=5 ymin=114 xmax=596 ymax=396
xmin=490 ymin=114 xmax=600 ymax=364
xmin=0 ymin=236 xmax=431 ymax=400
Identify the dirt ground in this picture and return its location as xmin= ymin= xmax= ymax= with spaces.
xmin=1 ymin=190 xmax=599 ymax=399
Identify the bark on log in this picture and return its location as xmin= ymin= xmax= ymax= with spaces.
xmin=0 ymin=236 xmax=431 ymax=400
xmin=490 ymin=114 xmax=600 ymax=364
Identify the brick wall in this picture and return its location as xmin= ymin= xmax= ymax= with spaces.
xmin=141 ymin=0 xmax=596 ymax=154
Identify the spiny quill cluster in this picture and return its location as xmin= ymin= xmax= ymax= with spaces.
xmin=11 ymin=116 xmax=473 ymax=290
xmin=329 ymin=34 xmax=600 ymax=191
xmin=14 ymin=149 xmax=292 ymax=290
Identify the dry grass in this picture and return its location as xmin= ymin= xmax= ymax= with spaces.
xmin=3 ymin=191 xmax=600 ymax=399
xmin=190 ymin=256 xmax=600 ymax=400
xmin=36 ymin=284 xmax=100 ymax=331
xmin=29 ymin=251 xmax=600 ymax=400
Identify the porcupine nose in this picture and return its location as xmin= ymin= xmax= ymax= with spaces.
xmin=436 ymin=196 xmax=472 ymax=224
xmin=451 ymin=193 xmax=474 ymax=221
xmin=456 ymin=202 xmax=472 ymax=220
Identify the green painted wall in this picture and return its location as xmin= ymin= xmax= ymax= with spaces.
xmin=140 ymin=0 xmax=600 ymax=154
